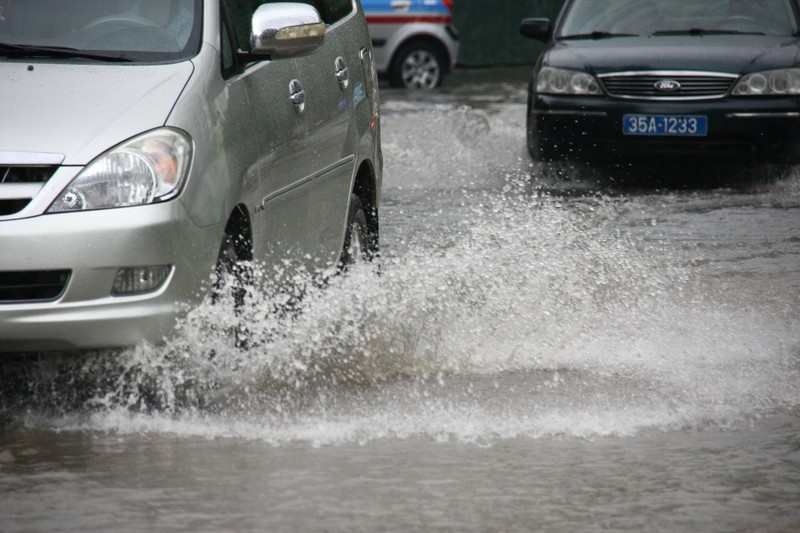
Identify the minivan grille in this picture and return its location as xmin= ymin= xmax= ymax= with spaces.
xmin=0 ymin=270 xmax=71 ymax=303
xmin=0 ymin=165 xmax=57 ymax=216
xmin=1 ymin=166 xmax=55 ymax=183
xmin=0 ymin=199 xmax=30 ymax=216
xmin=599 ymin=73 xmax=737 ymax=100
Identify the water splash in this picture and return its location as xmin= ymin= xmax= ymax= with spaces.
xmin=3 ymin=101 xmax=798 ymax=445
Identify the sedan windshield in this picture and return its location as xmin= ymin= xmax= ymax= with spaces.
xmin=0 ymin=0 xmax=201 ymax=62
xmin=559 ymin=0 xmax=799 ymax=38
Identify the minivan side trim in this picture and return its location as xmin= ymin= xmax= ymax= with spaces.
xmin=258 ymin=155 xmax=355 ymax=206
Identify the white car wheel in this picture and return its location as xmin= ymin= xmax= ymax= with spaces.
xmin=391 ymin=44 xmax=445 ymax=90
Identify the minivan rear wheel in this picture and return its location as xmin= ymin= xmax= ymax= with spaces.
xmin=340 ymin=194 xmax=374 ymax=270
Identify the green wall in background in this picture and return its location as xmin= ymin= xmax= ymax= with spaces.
xmin=452 ymin=0 xmax=565 ymax=67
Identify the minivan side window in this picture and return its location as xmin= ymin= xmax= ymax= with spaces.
xmin=220 ymin=9 xmax=237 ymax=78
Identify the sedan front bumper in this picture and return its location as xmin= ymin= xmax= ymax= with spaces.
xmin=528 ymin=94 xmax=800 ymax=163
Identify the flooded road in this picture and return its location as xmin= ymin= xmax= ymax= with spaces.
xmin=2 ymin=69 xmax=800 ymax=531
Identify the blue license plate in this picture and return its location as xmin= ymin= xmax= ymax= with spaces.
xmin=623 ymin=114 xmax=707 ymax=136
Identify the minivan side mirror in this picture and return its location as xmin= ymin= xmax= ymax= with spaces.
xmin=520 ymin=18 xmax=552 ymax=43
xmin=249 ymin=2 xmax=326 ymax=58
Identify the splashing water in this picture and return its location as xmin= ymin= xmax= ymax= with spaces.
xmin=3 ymin=100 xmax=798 ymax=446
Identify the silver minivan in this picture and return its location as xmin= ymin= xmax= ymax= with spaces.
xmin=0 ymin=0 xmax=382 ymax=351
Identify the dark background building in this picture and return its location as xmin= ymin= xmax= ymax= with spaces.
xmin=453 ymin=0 xmax=565 ymax=66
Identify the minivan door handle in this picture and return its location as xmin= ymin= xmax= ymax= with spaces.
xmin=289 ymin=79 xmax=306 ymax=115
xmin=335 ymin=57 xmax=349 ymax=91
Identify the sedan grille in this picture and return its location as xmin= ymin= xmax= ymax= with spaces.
xmin=0 ymin=270 xmax=71 ymax=303
xmin=599 ymin=72 xmax=738 ymax=100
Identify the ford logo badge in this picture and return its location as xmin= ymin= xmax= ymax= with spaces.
xmin=654 ymin=79 xmax=681 ymax=92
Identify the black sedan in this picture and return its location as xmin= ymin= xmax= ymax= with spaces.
xmin=521 ymin=0 xmax=800 ymax=164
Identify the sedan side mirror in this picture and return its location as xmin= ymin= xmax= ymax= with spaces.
xmin=250 ymin=2 xmax=326 ymax=58
xmin=520 ymin=18 xmax=552 ymax=43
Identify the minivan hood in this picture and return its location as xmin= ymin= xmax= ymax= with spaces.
xmin=545 ymin=35 xmax=800 ymax=75
xmin=0 ymin=61 xmax=194 ymax=165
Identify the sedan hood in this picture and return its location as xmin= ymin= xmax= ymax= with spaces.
xmin=545 ymin=35 xmax=800 ymax=75
xmin=0 ymin=61 xmax=194 ymax=165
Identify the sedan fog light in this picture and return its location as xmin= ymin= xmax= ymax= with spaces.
xmin=112 ymin=266 xmax=171 ymax=295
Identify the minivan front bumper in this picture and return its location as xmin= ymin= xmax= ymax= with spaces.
xmin=0 ymin=201 xmax=222 ymax=352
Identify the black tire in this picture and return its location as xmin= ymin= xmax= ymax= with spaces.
xmin=212 ymin=225 xmax=253 ymax=349
xmin=526 ymin=81 xmax=568 ymax=162
xmin=389 ymin=42 xmax=446 ymax=90
xmin=213 ymin=227 xmax=251 ymax=309
xmin=340 ymin=194 xmax=376 ymax=270
xmin=527 ymin=120 xmax=564 ymax=162
xmin=527 ymin=90 xmax=553 ymax=162
xmin=526 ymin=117 xmax=543 ymax=161
xmin=526 ymin=88 xmax=544 ymax=161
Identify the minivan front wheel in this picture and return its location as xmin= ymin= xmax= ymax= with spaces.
xmin=390 ymin=42 xmax=445 ymax=90
xmin=213 ymin=218 xmax=252 ymax=308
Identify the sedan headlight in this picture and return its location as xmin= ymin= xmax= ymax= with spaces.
xmin=48 ymin=128 xmax=192 ymax=213
xmin=732 ymin=68 xmax=800 ymax=96
xmin=535 ymin=66 xmax=602 ymax=95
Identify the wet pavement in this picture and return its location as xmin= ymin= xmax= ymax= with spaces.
xmin=1 ymin=68 xmax=799 ymax=532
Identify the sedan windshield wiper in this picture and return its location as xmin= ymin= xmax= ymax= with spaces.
xmin=0 ymin=42 xmax=134 ymax=62
xmin=652 ymin=28 xmax=765 ymax=36
xmin=558 ymin=31 xmax=639 ymax=40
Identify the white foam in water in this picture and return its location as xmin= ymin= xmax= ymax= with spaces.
xmin=380 ymin=102 xmax=528 ymax=191
xmin=11 ymin=101 xmax=800 ymax=445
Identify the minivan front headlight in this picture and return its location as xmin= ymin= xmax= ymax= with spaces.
xmin=536 ymin=66 xmax=602 ymax=95
xmin=732 ymin=68 xmax=800 ymax=96
xmin=48 ymin=128 xmax=192 ymax=213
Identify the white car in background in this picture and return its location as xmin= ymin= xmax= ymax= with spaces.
xmin=362 ymin=0 xmax=459 ymax=89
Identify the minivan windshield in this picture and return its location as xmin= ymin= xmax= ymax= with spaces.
xmin=559 ymin=0 xmax=799 ymax=38
xmin=0 ymin=0 xmax=201 ymax=62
